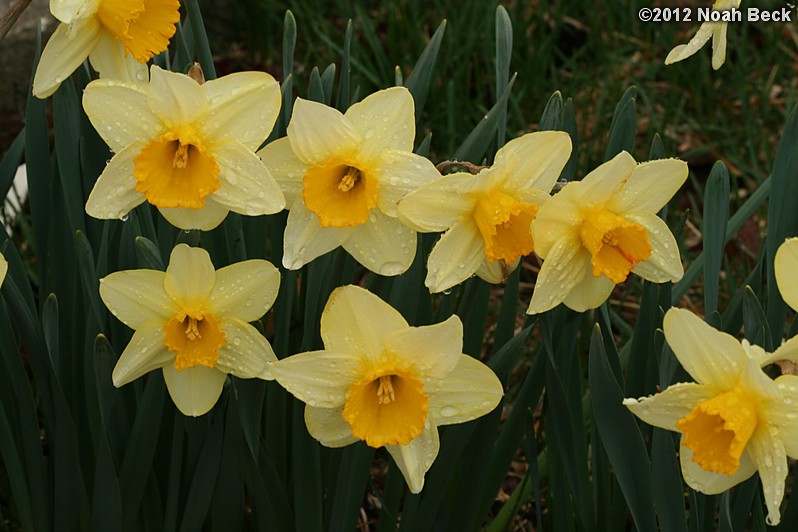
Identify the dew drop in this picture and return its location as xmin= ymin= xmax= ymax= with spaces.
xmin=440 ymin=406 xmax=460 ymax=417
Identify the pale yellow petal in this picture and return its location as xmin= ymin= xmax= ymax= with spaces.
xmin=148 ymin=66 xmax=208 ymax=126
xmin=282 ymin=198 xmax=352 ymax=270
xmin=0 ymin=254 xmax=7 ymax=287
xmin=383 ymin=316 xmax=463 ymax=379
xmin=476 ymin=258 xmax=519 ymax=284
xmin=765 ymin=334 xmax=798 ymax=367
xmin=497 ymin=131 xmax=572 ymax=194
xmin=427 ymin=354 xmax=503 ymax=425
xmin=33 ymin=18 xmax=102 ymax=98
xmin=627 ymin=212 xmax=684 ymax=282
xmin=572 ymin=151 xmax=636 ymax=207
xmin=305 ymin=405 xmax=358 ymax=448
xmin=680 ymin=443 xmax=756 ymax=494
xmin=623 ymin=382 xmax=713 ymax=430
xmin=665 ymin=23 xmax=713 ymax=65
xmin=50 ymin=0 xmax=92 ymax=23
xmin=88 ymin=33 xmax=149 ymax=86
xmin=320 ymin=285 xmax=408 ymax=361
xmin=607 ymin=158 xmax=689 ymax=214
xmin=208 ymin=259 xmax=280 ymax=322
xmin=99 ymin=269 xmax=176 ymax=329
xmin=397 ymin=173 xmax=474 ymax=232
xmin=112 ymin=324 xmax=173 ymax=387
xmin=425 ymin=220 xmax=485 ymax=293
xmin=163 ymin=364 xmax=227 ymax=417
xmin=287 ymin=98 xmax=360 ymax=165
xmin=343 ymin=210 xmax=416 ymax=276
xmin=210 ymin=141 xmax=286 ymax=216
xmin=711 ymin=24 xmax=728 ymax=70
xmin=385 ymin=423 xmax=440 ymax=493
xmin=531 ymin=184 xmax=582 ymax=258
xmin=164 ymin=244 xmax=216 ymax=309
xmin=85 ymin=143 xmax=146 ymax=220
xmin=562 ymin=262 xmax=615 ymax=312
xmin=373 ymin=151 xmax=440 ymax=217
xmin=269 ymin=350 xmax=363 ymax=408
xmin=257 ymin=137 xmax=307 ymax=205
xmin=768 ymin=375 xmax=798 ymax=458
xmin=158 ymin=199 xmax=230 ymax=231
xmin=215 ymin=319 xmax=277 ymax=379
xmin=663 ymin=308 xmax=746 ymax=387
xmin=748 ymin=428 xmax=787 ymax=526
xmin=201 ymin=72 xmax=281 ymax=151
xmin=83 ymin=80 xmax=161 ymax=152
xmin=527 ymin=235 xmax=587 ymax=315
xmin=775 ymin=238 xmax=798 ymax=313
xmin=739 ymin=356 xmax=781 ymax=400
xmin=345 ymin=86 xmax=415 ymax=154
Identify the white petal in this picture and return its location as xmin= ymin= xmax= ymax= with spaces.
xmin=627 ymin=212 xmax=684 ymax=282
xmin=711 ymin=23 xmax=728 ymax=70
xmin=663 ymin=308 xmax=746 ymax=387
xmin=269 ymin=350 xmax=363 ymax=408
xmin=282 ymin=198 xmax=352 ymax=270
xmin=112 ymin=324 xmax=173 ymax=387
xmin=680 ymin=442 xmax=756 ymax=494
xmin=257 ymin=137 xmax=307 ymax=205
xmin=164 ymin=244 xmax=215 ymax=309
xmin=83 ymin=79 xmax=161 ymax=152
xmin=32 ymin=18 xmax=101 ymax=98
xmin=623 ymin=382 xmax=713 ymax=430
xmin=385 ymin=423 xmax=440 ymax=493
xmin=775 ymin=238 xmax=798 ymax=313
xmin=305 ymin=405 xmax=358 ymax=448
xmin=769 ymin=375 xmax=798 ymax=458
xmin=345 ymin=87 xmax=415 ymax=154
xmin=428 ymin=354 xmax=503 ymax=425
xmin=148 ymin=66 xmax=208 ymax=126
xmin=665 ymin=23 xmax=714 ymax=65
xmin=201 ymin=71 xmax=281 ymax=150
xmin=215 ymin=319 xmax=277 ymax=380
xmin=527 ymin=235 xmax=587 ymax=315
xmin=99 ymin=270 xmax=176 ymax=329
xmin=383 ymin=316 xmax=463 ymax=380
xmin=397 ymin=173 xmax=474 ymax=232
xmin=287 ymin=98 xmax=361 ymax=165
xmin=320 ymin=285 xmax=408 ymax=361
xmin=343 ymin=210 xmax=416 ymax=276
xmin=85 ymin=143 xmax=146 ymax=220
xmin=210 ymin=141 xmax=286 ymax=216
xmin=425 ymin=220 xmax=485 ymax=293
xmin=497 ymin=131 xmax=572 ymax=194
xmin=208 ymin=259 xmax=280 ymax=322
xmin=572 ymin=151 xmax=636 ymax=207
xmin=88 ymin=33 xmax=149 ymax=86
xmin=607 ymin=158 xmax=689 ymax=214
xmin=748 ymin=428 xmax=787 ymax=526
xmin=562 ymin=266 xmax=615 ymax=312
xmin=163 ymin=364 xmax=227 ymax=417
xmin=158 ymin=198 xmax=230 ymax=231
xmin=373 ymin=151 xmax=440 ymax=217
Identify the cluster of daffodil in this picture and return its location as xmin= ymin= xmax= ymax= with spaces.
xmin=26 ymin=0 xmax=797 ymax=518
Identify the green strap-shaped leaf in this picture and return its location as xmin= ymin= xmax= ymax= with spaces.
xmin=185 ymin=0 xmax=216 ymax=79
xmin=703 ymin=161 xmax=730 ymax=324
xmin=453 ymin=74 xmax=517 ymax=164
xmin=405 ymin=20 xmax=446 ymax=121
xmin=604 ymin=86 xmax=637 ymax=161
xmin=495 ymin=6 xmax=512 ymax=147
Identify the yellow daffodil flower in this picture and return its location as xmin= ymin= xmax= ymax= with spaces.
xmin=269 ymin=285 xmax=503 ymax=492
xmin=397 ymin=131 xmax=571 ymax=293
xmin=624 ymin=308 xmax=798 ymax=526
xmin=257 ymin=87 xmax=440 ymax=276
xmin=527 ymin=151 xmax=687 ymax=314
xmin=775 ymin=237 xmax=798 ymax=312
xmin=100 ymin=244 xmax=280 ymax=416
xmin=33 ymin=0 xmax=180 ymax=98
xmin=83 ymin=65 xmax=285 ymax=230
xmin=665 ymin=0 xmax=741 ymax=70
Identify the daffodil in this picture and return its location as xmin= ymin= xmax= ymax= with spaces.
xmin=33 ymin=0 xmax=181 ymax=98
xmin=397 ymin=131 xmax=571 ymax=292
xmin=665 ymin=0 xmax=741 ymax=70
xmin=527 ymin=151 xmax=687 ymax=314
xmin=624 ymin=308 xmax=798 ymax=526
xmin=269 ymin=285 xmax=503 ymax=492
xmin=83 ymin=65 xmax=285 ymax=230
xmin=257 ymin=87 xmax=440 ymax=276
xmin=100 ymin=244 xmax=280 ymax=416
xmin=775 ymin=237 xmax=798 ymax=313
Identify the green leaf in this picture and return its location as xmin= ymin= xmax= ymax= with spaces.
xmin=328 ymin=444 xmax=376 ymax=531
xmin=588 ymin=325 xmax=657 ymax=532
xmin=185 ymin=0 xmax=216 ymax=79
xmin=321 ymin=64 xmax=336 ymax=106
xmin=405 ymin=20 xmax=446 ymax=121
xmin=703 ymin=161 xmax=730 ymax=322
xmin=134 ymin=236 xmax=165 ymax=270
xmin=651 ymin=430 xmax=687 ymax=532
xmin=92 ymin=432 xmax=123 ymax=531
xmin=179 ymin=411 xmax=225 ymax=532
xmin=0 ymin=127 xmax=25 ymax=202
xmin=75 ymin=231 xmax=107 ymax=330
xmin=308 ymin=67 xmax=325 ymax=103
xmin=495 ymin=6 xmax=512 ymax=146
xmin=336 ymin=20 xmax=353 ymax=112
xmin=539 ymin=91 xmax=564 ymax=132
xmin=604 ymin=86 xmax=637 ymax=161
xmin=453 ymin=73 xmax=517 ymax=163
xmin=742 ymin=286 xmax=773 ymax=350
